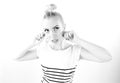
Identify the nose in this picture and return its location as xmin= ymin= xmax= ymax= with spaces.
xmin=52 ymin=28 xmax=57 ymax=33
xmin=52 ymin=33 xmax=58 ymax=39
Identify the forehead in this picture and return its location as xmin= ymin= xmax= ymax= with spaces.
xmin=42 ymin=17 xmax=64 ymax=29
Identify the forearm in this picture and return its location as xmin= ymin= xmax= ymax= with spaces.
xmin=16 ymin=47 xmax=39 ymax=61
xmin=15 ymin=31 xmax=45 ymax=61
xmin=75 ymin=38 xmax=112 ymax=62
xmin=16 ymin=38 xmax=41 ymax=61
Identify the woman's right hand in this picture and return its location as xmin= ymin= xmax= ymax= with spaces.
xmin=33 ymin=28 xmax=50 ymax=44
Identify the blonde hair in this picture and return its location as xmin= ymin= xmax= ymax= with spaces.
xmin=43 ymin=4 xmax=65 ymax=30
xmin=43 ymin=4 xmax=63 ymax=20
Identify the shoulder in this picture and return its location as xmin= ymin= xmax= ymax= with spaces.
xmin=72 ymin=44 xmax=81 ymax=51
xmin=62 ymin=38 xmax=81 ymax=50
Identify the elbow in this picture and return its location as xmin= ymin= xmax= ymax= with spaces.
xmin=106 ymin=55 xmax=112 ymax=61
xmin=98 ymin=55 xmax=112 ymax=63
xmin=15 ymin=57 xmax=24 ymax=61
xmin=104 ymin=55 xmax=112 ymax=62
xmin=15 ymin=56 xmax=39 ymax=62
xmin=99 ymin=49 xmax=112 ymax=63
xmin=104 ymin=51 xmax=112 ymax=62
xmin=15 ymin=55 xmax=28 ymax=61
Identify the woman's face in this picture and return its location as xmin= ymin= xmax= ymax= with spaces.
xmin=43 ymin=17 xmax=65 ymax=44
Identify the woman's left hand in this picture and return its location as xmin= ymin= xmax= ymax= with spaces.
xmin=63 ymin=30 xmax=80 ymax=45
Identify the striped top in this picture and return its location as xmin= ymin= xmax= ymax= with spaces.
xmin=41 ymin=65 xmax=76 ymax=83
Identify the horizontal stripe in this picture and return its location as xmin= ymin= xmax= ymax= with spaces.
xmin=42 ymin=69 xmax=75 ymax=74
xmin=44 ymin=72 xmax=72 ymax=77
xmin=41 ymin=65 xmax=76 ymax=71
xmin=42 ymin=68 xmax=76 ymax=74
xmin=44 ymin=75 xmax=71 ymax=80
xmin=47 ymin=78 xmax=70 ymax=83
xmin=43 ymin=77 xmax=49 ymax=83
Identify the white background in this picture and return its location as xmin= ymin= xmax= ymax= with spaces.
xmin=0 ymin=0 xmax=120 ymax=83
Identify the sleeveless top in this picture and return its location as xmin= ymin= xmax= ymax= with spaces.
xmin=37 ymin=39 xmax=81 ymax=83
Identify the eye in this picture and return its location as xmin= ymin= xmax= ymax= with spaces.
xmin=53 ymin=25 xmax=60 ymax=30
xmin=55 ymin=26 xmax=59 ymax=29
xmin=44 ymin=28 xmax=49 ymax=33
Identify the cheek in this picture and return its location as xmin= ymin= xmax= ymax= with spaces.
xmin=48 ymin=32 xmax=62 ymax=39
xmin=45 ymin=35 xmax=52 ymax=41
xmin=46 ymin=35 xmax=56 ymax=41
xmin=53 ymin=34 xmax=58 ymax=38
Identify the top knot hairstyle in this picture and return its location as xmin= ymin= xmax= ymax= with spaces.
xmin=43 ymin=4 xmax=66 ymax=31
xmin=44 ymin=4 xmax=62 ymax=19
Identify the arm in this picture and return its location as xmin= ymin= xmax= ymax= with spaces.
xmin=16 ymin=43 xmax=39 ymax=61
xmin=16 ymin=33 xmax=45 ymax=61
xmin=65 ymin=31 xmax=112 ymax=63
xmin=79 ymin=39 xmax=112 ymax=62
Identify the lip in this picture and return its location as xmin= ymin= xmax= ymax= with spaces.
xmin=51 ymin=39 xmax=59 ymax=43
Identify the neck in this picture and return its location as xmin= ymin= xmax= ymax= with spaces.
xmin=46 ymin=38 xmax=63 ymax=51
xmin=51 ymin=40 xmax=63 ymax=50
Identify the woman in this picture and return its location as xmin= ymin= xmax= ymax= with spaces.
xmin=16 ymin=4 xmax=112 ymax=83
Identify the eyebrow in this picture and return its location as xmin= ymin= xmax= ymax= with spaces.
xmin=52 ymin=25 xmax=59 ymax=29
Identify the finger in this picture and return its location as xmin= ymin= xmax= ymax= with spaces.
xmin=66 ymin=32 xmax=73 ymax=40
xmin=65 ymin=32 xmax=70 ymax=40
xmin=70 ymin=32 xmax=74 ymax=39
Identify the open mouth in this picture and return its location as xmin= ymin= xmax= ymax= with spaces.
xmin=51 ymin=39 xmax=59 ymax=43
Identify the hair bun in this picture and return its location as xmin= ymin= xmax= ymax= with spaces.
xmin=45 ymin=4 xmax=57 ymax=12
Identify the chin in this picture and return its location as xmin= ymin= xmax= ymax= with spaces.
xmin=48 ymin=40 xmax=60 ymax=46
